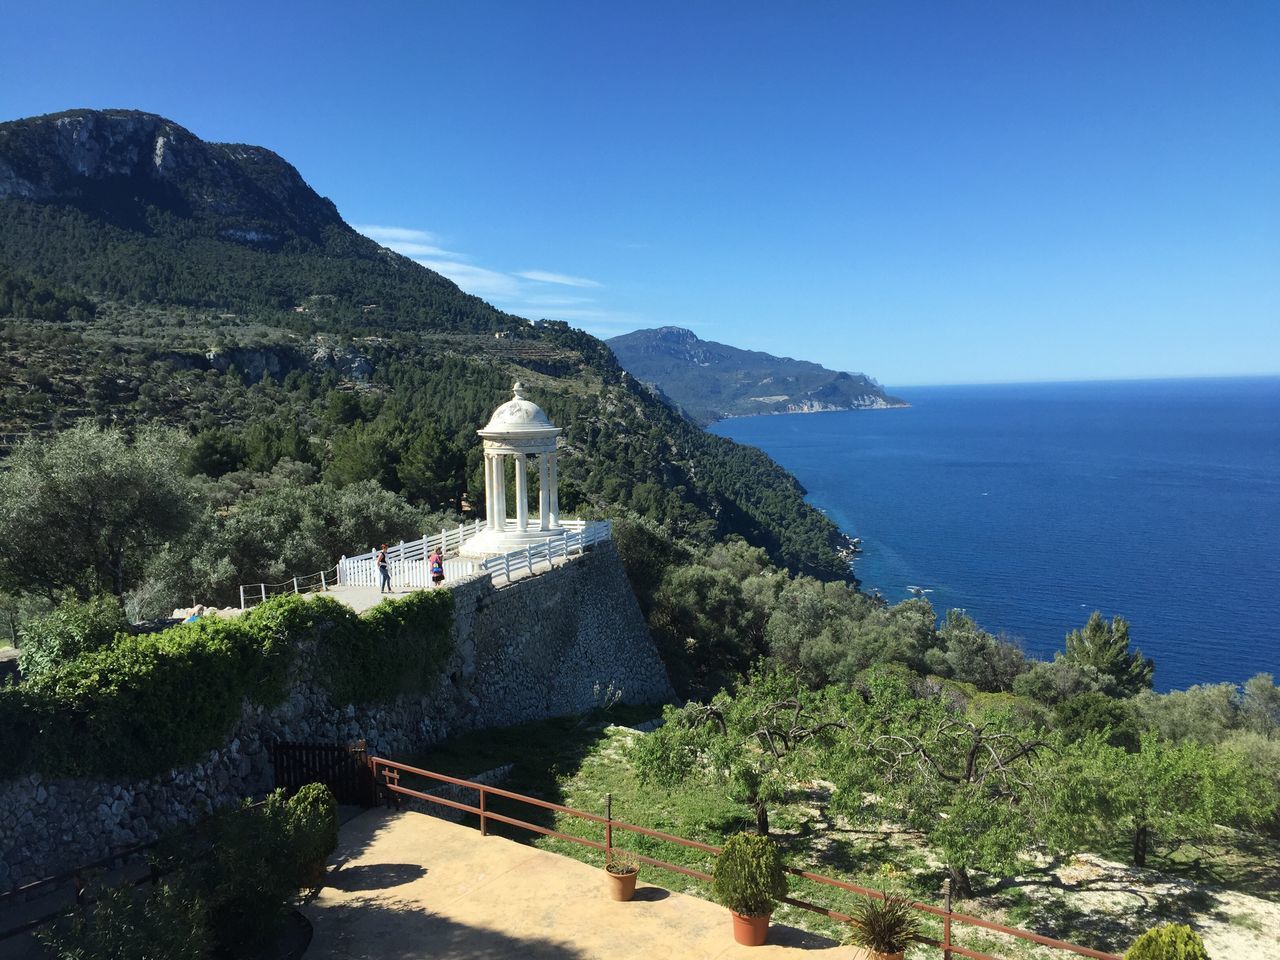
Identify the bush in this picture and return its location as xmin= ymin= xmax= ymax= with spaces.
xmin=18 ymin=594 xmax=127 ymax=679
xmin=711 ymin=833 xmax=789 ymax=918
xmin=280 ymin=782 xmax=340 ymax=886
xmin=313 ymin=589 xmax=454 ymax=704
xmin=1125 ymin=923 xmax=1209 ymax=960
xmin=38 ymin=882 xmax=209 ymax=960
xmin=0 ymin=591 xmax=453 ymax=779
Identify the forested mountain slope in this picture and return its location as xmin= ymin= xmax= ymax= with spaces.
xmin=0 ymin=109 xmax=851 ymax=579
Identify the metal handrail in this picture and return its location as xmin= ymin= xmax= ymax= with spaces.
xmin=0 ymin=800 xmax=266 ymax=941
xmin=368 ymin=757 xmax=1123 ymax=960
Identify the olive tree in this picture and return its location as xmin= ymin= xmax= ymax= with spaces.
xmin=0 ymin=425 xmax=195 ymax=601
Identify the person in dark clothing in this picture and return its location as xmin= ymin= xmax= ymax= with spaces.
xmin=376 ymin=543 xmax=391 ymax=593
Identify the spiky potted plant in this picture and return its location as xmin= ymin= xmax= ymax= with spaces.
xmin=605 ymin=849 xmax=640 ymax=901
xmin=844 ymin=892 xmax=922 ymax=960
xmin=711 ymin=833 xmax=789 ymax=946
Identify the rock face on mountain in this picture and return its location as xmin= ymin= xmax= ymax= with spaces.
xmin=608 ymin=326 xmax=906 ymax=424
xmin=0 ymin=108 xmax=507 ymax=330
xmin=0 ymin=109 xmax=341 ymax=243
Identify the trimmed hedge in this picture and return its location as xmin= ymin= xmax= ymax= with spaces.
xmin=0 ymin=590 xmax=454 ymax=780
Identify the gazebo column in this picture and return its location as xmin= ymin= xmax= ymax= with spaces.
xmin=484 ymin=453 xmax=497 ymax=531
xmin=495 ymin=453 xmax=507 ymax=530
xmin=514 ymin=453 xmax=529 ymax=532
xmin=548 ymin=451 xmax=560 ymax=527
xmin=538 ymin=454 xmax=551 ymax=531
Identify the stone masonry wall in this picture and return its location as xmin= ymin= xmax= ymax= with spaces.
xmin=0 ymin=541 xmax=673 ymax=892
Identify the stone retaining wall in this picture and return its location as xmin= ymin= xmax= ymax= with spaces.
xmin=0 ymin=541 xmax=673 ymax=892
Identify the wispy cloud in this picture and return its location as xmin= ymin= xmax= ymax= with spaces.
xmin=355 ymin=225 xmax=439 ymax=244
xmin=412 ymin=259 xmax=522 ymax=300
xmin=354 ymin=224 xmax=457 ymax=258
xmin=516 ymin=269 xmax=601 ymax=288
xmin=355 ymin=223 xmax=641 ymax=338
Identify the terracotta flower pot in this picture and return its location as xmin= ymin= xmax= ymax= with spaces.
xmin=731 ymin=910 xmax=771 ymax=946
xmin=865 ymin=952 xmax=905 ymax=960
xmin=606 ymin=867 xmax=638 ymax=901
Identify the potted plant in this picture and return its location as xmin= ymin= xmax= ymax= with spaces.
xmin=711 ymin=833 xmax=789 ymax=947
xmin=844 ymin=892 xmax=922 ymax=960
xmin=605 ymin=849 xmax=640 ymax=901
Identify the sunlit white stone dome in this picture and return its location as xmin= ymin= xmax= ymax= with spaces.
xmin=479 ymin=382 xmax=561 ymax=440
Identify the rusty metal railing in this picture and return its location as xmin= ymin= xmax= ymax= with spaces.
xmin=0 ymin=800 xmax=267 ymax=942
xmin=370 ymin=756 xmax=1122 ymax=960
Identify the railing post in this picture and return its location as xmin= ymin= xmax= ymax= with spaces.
xmin=320 ymin=569 xmax=327 ymax=590
xmin=292 ymin=576 xmax=299 ymax=594
xmin=239 ymin=584 xmax=246 ymax=610
xmin=479 ymin=786 xmax=487 ymax=837
xmin=525 ymin=544 xmax=532 ymax=572
xmin=260 ymin=583 xmax=266 ymax=603
xmin=942 ymin=877 xmax=953 ymax=960
xmin=605 ymin=793 xmax=612 ymax=858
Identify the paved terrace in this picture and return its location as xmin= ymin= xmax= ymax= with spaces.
xmin=306 ymin=809 xmax=862 ymax=960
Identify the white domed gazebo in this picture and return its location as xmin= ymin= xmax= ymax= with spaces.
xmin=460 ymin=382 xmax=564 ymax=558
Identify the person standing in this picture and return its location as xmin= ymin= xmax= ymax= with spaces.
xmin=429 ymin=547 xmax=445 ymax=587
xmin=376 ymin=543 xmax=391 ymax=593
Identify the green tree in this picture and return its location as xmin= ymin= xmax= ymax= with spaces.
xmin=396 ymin=423 xmax=466 ymax=508
xmin=0 ymin=425 xmax=196 ymax=599
xmin=633 ymin=668 xmax=842 ymax=836
xmin=831 ymin=670 xmax=1064 ymax=898
xmin=1062 ymin=612 xmax=1154 ymax=696
xmin=1056 ymin=730 xmax=1277 ymax=868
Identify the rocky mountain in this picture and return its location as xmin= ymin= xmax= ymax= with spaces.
xmin=0 ymin=108 xmax=854 ymax=580
xmin=0 ymin=109 xmax=508 ymax=330
xmin=607 ymin=326 xmax=906 ymax=425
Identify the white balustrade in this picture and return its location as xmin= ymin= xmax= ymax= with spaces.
xmin=240 ymin=518 xmax=612 ymax=607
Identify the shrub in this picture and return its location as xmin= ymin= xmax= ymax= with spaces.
xmin=191 ymin=792 xmax=297 ymax=955
xmin=844 ymin=892 xmax=922 ymax=954
xmin=312 ymin=589 xmax=454 ymax=704
xmin=18 ymin=594 xmax=127 ymax=679
xmin=281 ymin=782 xmax=340 ymax=886
xmin=37 ymin=882 xmax=209 ymax=960
xmin=0 ymin=591 xmax=453 ymax=780
xmin=711 ymin=833 xmax=788 ymax=918
xmin=1125 ymin=924 xmax=1209 ymax=960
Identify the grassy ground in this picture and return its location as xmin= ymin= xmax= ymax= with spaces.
xmin=409 ymin=713 xmax=1280 ymax=960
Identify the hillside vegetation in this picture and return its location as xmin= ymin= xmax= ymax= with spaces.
xmin=0 ymin=109 xmax=851 ymax=584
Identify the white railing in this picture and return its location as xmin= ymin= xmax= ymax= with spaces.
xmin=478 ymin=520 xmax=612 ymax=586
xmin=237 ymin=564 xmax=341 ymax=610
xmin=238 ymin=519 xmax=612 ymax=608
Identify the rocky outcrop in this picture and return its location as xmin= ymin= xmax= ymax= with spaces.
xmin=0 ymin=109 xmax=342 ymax=243
xmin=0 ymin=542 xmax=673 ymax=892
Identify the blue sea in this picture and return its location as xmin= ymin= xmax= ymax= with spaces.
xmin=710 ymin=377 xmax=1280 ymax=692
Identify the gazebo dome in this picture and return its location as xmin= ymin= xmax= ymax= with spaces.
xmin=479 ymin=382 xmax=561 ymax=441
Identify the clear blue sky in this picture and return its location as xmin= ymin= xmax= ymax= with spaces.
xmin=3 ymin=1 xmax=1277 ymax=386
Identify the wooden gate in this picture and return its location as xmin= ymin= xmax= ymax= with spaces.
xmin=271 ymin=739 xmax=377 ymax=806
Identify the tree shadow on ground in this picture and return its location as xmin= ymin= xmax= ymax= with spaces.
xmin=325 ymin=862 xmax=427 ymax=892
xmin=1013 ymin=884 xmax=1225 ymax=955
xmin=306 ymin=897 xmax=591 ymax=960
